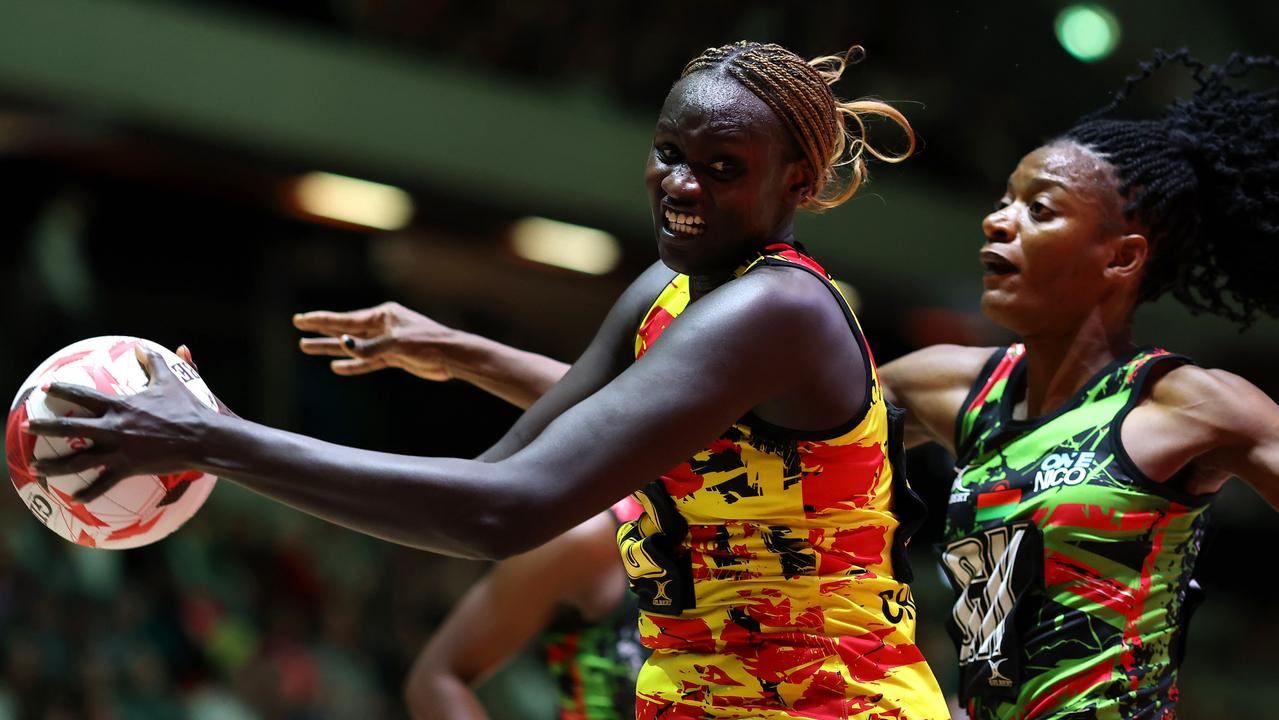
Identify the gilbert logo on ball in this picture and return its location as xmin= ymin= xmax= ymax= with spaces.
xmin=5 ymin=336 xmax=218 ymax=549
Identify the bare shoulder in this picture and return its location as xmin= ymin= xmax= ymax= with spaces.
xmin=881 ymin=344 xmax=1002 ymax=392
xmin=536 ymin=509 xmax=617 ymax=563
xmin=739 ymin=261 xmax=839 ymax=304
xmin=538 ymin=510 xmax=624 ymax=618
xmin=1148 ymin=364 xmax=1277 ymax=434
xmin=1139 ymin=363 xmax=1279 ymax=502
xmin=1152 ymin=363 xmax=1257 ymax=395
xmin=695 ymin=264 xmax=838 ymax=332
xmin=502 ymin=510 xmax=617 ymax=598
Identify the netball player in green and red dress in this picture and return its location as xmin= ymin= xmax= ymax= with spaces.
xmin=881 ymin=52 xmax=1279 ymax=718
xmin=301 ymin=51 xmax=1279 ymax=719
xmin=26 ymin=42 xmax=950 ymax=718
xmin=403 ymin=501 xmax=645 ymax=720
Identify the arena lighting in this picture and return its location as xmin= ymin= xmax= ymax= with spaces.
xmin=292 ymin=172 xmax=415 ymax=230
xmin=509 ymin=216 xmax=622 ymax=275
xmin=1055 ymin=4 xmax=1121 ymax=63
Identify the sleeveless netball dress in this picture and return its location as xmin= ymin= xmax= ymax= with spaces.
xmin=944 ymin=344 xmax=1211 ymax=719
xmin=617 ymin=244 xmax=948 ymax=719
xmin=542 ymin=499 xmax=648 ymax=720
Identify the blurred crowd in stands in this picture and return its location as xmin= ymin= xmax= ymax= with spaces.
xmin=0 ymin=484 xmax=488 ymax=720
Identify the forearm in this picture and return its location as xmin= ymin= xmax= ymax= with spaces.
xmin=193 ymin=414 xmax=544 ymax=559
xmin=192 ymin=343 xmax=738 ymax=555
xmin=448 ymin=332 xmax=569 ymax=410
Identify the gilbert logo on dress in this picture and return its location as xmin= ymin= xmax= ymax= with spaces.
xmin=987 ymin=658 xmax=1013 ymax=688
xmin=651 ymin=579 xmax=674 ymax=606
xmin=1033 ymin=451 xmax=1095 ymax=493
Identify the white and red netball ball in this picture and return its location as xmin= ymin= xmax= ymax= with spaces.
xmin=5 ymin=336 xmax=218 ymax=549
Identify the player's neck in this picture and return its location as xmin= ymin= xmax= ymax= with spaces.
xmin=1018 ymin=315 xmax=1134 ymax=420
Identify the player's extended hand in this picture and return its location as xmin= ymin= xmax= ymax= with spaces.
xmin=293 ymin=301 xmax=461 ymax=381
xmin=24 ymin=346 xmax=217 ymax=502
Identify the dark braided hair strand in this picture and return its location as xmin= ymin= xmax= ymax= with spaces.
xmin=1063 ymin=49 xmax=1279 ymax=326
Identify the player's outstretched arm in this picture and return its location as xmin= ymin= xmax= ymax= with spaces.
xmin=294 ymin=302 xmax=569 ymax=411
xmin=1228 ymin=387 xmax=1279 ymax=509
xmin=878 ymin=344 xmax=998 ymax=453
xmin=403 ymin=510 xmax=622 ymax=720
xmin=26 ymin=267 xmax=815 ymax=560
xmin=300 ymin=261 xmax=675 ymax=466
xmin=401 ymin=508 xmax=616 ymax=716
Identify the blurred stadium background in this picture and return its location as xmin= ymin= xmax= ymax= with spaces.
xmin=0 ymin=1 xmax=1276 ymax=718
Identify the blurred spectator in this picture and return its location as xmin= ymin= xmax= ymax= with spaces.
xmin=0 ymin=484 xmax=488 ymax=720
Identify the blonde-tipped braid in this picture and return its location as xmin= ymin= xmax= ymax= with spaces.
xmin=681 ymin=41 xmax=916 ymax=212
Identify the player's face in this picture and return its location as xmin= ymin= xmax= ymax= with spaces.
xmin=979 ymin=141 xmax=1134 ymax=336
xmin=645 ymin=72 xmax=808 ymax=277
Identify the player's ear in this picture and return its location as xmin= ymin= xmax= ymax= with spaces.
xmin=784 ymin=161 xmax=813 ymax=205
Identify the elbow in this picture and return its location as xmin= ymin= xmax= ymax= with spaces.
xmin=465 ymin=513 xmax=538 ymax=560
xmin=457 ymin=461 xmax=577 ymax=559
xmin=464 ymin=500 xmax=556 ymax=560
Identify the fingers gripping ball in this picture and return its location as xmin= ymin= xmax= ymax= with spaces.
xmin=5 ymin=336 xmax=218 ymax=549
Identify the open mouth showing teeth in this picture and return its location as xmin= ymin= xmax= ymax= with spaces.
xmin=980 ymin=252 xmax=1018 ymax=275
xmin=664 ymin=209 xmax=705 ymax=235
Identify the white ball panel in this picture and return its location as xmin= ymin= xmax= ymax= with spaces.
xmin=7 ymin=335 xmax=218 ymax=550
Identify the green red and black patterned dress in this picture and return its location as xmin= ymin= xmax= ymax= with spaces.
xmin=943 ymin=344 xmax=1212 ymax=719
xmin=540 ymin=579 xmax=644 ymax=720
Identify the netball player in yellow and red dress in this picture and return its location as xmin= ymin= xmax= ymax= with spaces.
xmin=26 ymin=42 xmax=950 ymax=718
xmin=618 ymin=242 xmax=941 ymax=717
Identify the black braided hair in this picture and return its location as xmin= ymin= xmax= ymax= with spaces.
xmin=1061 ymin=49 xmax=1279 ymax=326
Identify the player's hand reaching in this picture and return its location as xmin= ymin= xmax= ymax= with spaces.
xmin=25 ymin=346 xmax=217 ymax=502
xmin=293 ymin=302 xmax=461 ymax=381
xmin=295 ymin=300 xmax=569 ymax=410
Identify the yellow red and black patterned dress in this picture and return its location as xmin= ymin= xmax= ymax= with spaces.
xmin=617 ymin=244 xmax=949 ymax=718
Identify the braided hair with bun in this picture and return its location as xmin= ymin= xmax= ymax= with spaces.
xmin=1062 ymin=49 xmax=1279 ymax=326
